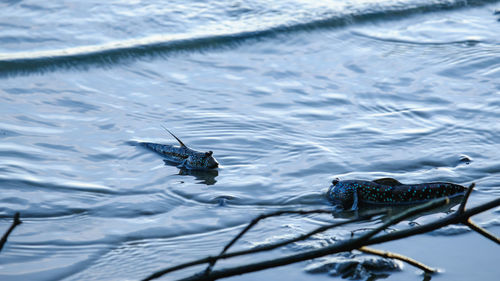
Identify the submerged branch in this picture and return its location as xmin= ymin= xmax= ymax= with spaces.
xmin=0 ymin=212 xmax=22 ymax=252
xmin=356 ymin=198 xmax=449 ymax=242
xmin=365 ymin=190 xmax=499 ymax=246
xmin=176 ymin=198 xmax=449 ymax=281
xmin=145 ymin=199 xmax=447 ymax=281
xmin=203 ymin=209 xmax=334 ymax=275
xmin=142 ymin=209 xmax=380 ymax=281
xmin=143 ymin=183 xmax=500 ymax=281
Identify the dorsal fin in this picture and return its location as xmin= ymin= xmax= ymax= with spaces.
xmin=161 ymin=125 xmax=187 ymax=147
xmin=373 ymin=178 xmax=402 ymax=186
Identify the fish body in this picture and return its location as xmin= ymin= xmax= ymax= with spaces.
xmin=141 ymin=128 xmax=218 ymax=170
xmin=328 ymin=178 xmax=466 ymax=210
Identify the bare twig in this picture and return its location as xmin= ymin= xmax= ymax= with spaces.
xmin=142 ymin=183 xmax=500 ymax=281
xmin=142 ymin=209 xmax=383 ymax=281
xmin=465 ymin=219 xmax=500 ymax=245
xmin=216 ymin=210 xmax=385 ymax=260
xmin=365 ymin=197 xmax=500 ymax=246
xmin=458 ymin=183 xmax=475 ymax=214
xmin=356 ymin=198 xmax=449 ymax=242
xmin=218 ymin=209 xmax=387 ymax=258
xmin=358 ymin=246 xmax=437 ymax=273
xmin=203 ymin=209 xmax=333 ymax=275
xmin=176 ymin=197 xmax=500 ymax=281
xmin=170 ymin=198 xmax=449 ymax=281
xmin=0 ymin=212 xmax=22 ymax=252
xmin=456 ymin=184 xmax=499 ymax=245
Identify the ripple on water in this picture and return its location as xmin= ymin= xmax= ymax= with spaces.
xmin=0 ymin=2 xmax=499 ymax=281
xmin=0 ymin=243 xmax=108 ymax=281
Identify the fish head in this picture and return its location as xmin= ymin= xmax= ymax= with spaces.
xmin=328 ymin=178 xmax=355 ymax=209
xmin=202 ymin=150 xmax=219 ymax=169
xmin=328 ymin=178 xmax=343 ymax=202
xmin=185 ymin=150 xmax=219 ymax=170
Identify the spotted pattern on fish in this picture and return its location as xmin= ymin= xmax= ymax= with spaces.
xmin=328 ymin=179 xmax=466 ymax=210
xmin=141 ymin=142 xmax=218 ymax=170
xmin=140 ymin=127 xmax=219 ymax=170
xmin=142 ymin=142 xmax=189 ymax=162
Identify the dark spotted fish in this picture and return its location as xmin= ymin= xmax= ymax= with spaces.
xmin=141 ymin=127 xmax=219 ymax=170
xmin=328 ymin=178 xmax=466 ymax=210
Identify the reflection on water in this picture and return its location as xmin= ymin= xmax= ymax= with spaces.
xmin=175 ymin=164 xmax=219 ymax=185
xmin=332 ymin=195 xmax=464 ymax=223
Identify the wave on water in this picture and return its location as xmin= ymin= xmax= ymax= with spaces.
xmin=0 ymin=0 xmax=497 ymax=76
xmin=351 ymin=30 xmax=483 ymax=46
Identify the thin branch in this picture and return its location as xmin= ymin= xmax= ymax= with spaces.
xmin=175 ymin=198 xmax=449 ymax=281
xmin=219 ymin=210 xmax=383 ymax=258
xmin=358 ymin=246 xmax=437 ymax=273
xmin=142 ymin=256 xmax=215 ymax=281
xmin=0 ymin=212 xmax=22 ymax=252
xmin=356 ymin=198 xmax=449 ymax=242
xmin=218 ymin=209 xmax=387 ymax=259
xmin=221 ymin=209 xmax=334 ymax=254
xmin=365 ymin=197 xmax=500 ymax=246
xmin=203 ymin=209 xmax=334 ymax=275
xmin=465 ymin=219 xmax=500 ymax=245
xmin=142 ymin=209 xmax=383 ymax=281
xmin=458 ymin=183 xmax=475 ymax=214
xmin=142 ymin=190 xmax=500 ymax=281
xmin=176 ymin=197 xmax=499 ymax=281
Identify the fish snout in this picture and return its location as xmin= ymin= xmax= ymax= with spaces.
xmin=327 ymin=179 xmax=341 ymax=201
xmin=208 ymin=157 xmax=219 ymax=169
xmin=205 ymin=151 xmax=219 ymax=169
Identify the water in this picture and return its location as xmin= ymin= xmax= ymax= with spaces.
xmin=1 ymin=0 xmax=499 ymax=280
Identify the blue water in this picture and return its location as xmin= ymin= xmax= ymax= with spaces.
xmin=1 ymin=0 xmax=499 ymax=280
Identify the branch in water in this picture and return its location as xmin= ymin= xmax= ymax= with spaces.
xmin=203 ymin=209 xmax=334 ymax=275
xmin=144 ymin=198 xmax=448 ymax=281
xmin=364 ymin=184 xmax=498 ymax=246
xmin=142 ymin=183 xmax=500 ymax=281
xmin=458 ymin=182 xmax=475 ymax=214
xmin=203 ymin=208 xmax=386 ymax=276
xmin=0 ymin=212 xmax=22 ymax=252
xmin=465 ymin=219 xmax=500 ymax=245
xmin=142 ymin=209 xmax=381 ymax=281
xmin=358 ymin=246 xmax=437 ymax=273
xmin=184 ymin=198 xmax=499 ymax=281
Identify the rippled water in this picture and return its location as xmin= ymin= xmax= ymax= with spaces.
xmin=1 ymin=1 xmax=499 ymax=280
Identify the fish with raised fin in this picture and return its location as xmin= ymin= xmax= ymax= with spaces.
xmin=141 ymin=127 xmax=219 ymax=170
xmin=328 ymin=178 xmax=466 ymax=210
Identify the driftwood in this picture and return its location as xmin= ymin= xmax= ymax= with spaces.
xmin=0 ymin=212 xmax=22 ymax=252
xmin=142 ymin=183 xmax=499 ymax=281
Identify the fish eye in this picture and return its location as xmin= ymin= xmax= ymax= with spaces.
xmin=205 ymin=151 xmax=213 ymax=156
xmin=332 ymin=178 xmax=339 ymax=185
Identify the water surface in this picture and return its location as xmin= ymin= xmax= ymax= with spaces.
xmin=1 ymin=0 xmax=499 ymax=280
